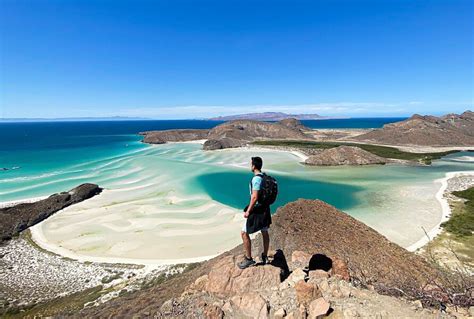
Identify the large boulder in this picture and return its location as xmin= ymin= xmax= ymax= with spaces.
xmin=205 ymin=255 xmax=282 ymax=297
xmin=304 ymin=146 xmax=388 ymax=166
xmin=228 ymin=293 xmax=269 ymax=318
xmin=308 ymin=298 xmax=330 ymax=319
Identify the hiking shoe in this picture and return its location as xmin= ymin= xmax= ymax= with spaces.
xmin=238 ymin=257 xmax=255 ymax=269
xmin=260 ymin=253 xmax=268 ymax=265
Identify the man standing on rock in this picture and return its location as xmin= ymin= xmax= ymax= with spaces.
xmin=238 ymin=156 xmax=277 ymax=269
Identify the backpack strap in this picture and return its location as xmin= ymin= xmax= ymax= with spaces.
xmin=250 ymin=173 xmax=265 ymax=192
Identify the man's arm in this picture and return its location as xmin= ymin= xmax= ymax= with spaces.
xmin=244 ymin=190 xmax=258 ymax=218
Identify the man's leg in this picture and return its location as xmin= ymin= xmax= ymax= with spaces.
xmin=241 ymin=231 xmax=252 ymax=259
xmin=261 ymin=230 xmax=269 ymax=257
xmin=238 ymin=231 xmax=255 ymax=269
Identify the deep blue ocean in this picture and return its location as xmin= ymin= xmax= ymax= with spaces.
xmin=0 ymin=118 xmax=404 ymax=152
xmin=0 ymin=118 xmax=405 ymax=202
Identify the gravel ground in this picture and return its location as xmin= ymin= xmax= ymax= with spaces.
xmin=446 ymin=174 xmax=474 ymax=194
xmin=0 ymin=234 xmax=159 ymax=310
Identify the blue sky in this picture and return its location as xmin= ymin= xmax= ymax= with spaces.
xmin=1 ymin=0 xmax=472 ymax=119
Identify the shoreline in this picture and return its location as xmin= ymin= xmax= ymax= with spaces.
xmin=406 ymin=170 xmax=474 ymax=252
xmin=29 ymin=220 xmax=219 ymax=269
xmin=0 ymin=195 xmax=49 ymax=209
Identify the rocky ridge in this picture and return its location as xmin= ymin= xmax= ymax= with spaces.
xmin=304 ymin=145 xmax=389 ymax=166
xmin=153 ymin=252 xmax=447 ymax=318
xmin=0 ymin=183 xmax=102 ymax=241
xmin=352 ymin=111 xmax=474 ymax=146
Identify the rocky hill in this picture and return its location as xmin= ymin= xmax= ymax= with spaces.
xmin=304 ymin=146 xmax=389 ymax=166
xmin=77 ymin=199 xmax=456 ymax=318
xmin=352 ymin=111 xmax=474 ymax=146
xmin=0 ymin=183 xmax=102 ymax=241
xmin=203 ymin=119 xmax=311 ymax=150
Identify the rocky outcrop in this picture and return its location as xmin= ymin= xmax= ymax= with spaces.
xmin=304 ymin=145 xmax=388 ymax=166
xmin=203 ymin=120 xmax=311 ymax=150
xmin=278 ymin=118 xmax=310 ymax=131
xmin=203 ymin=137 xmax=247 ymax=150
xmin=140 ymin=129 xmax=209 ymax=144
xmin=262 ymin=199 xmax=441 ymax=290
xmin=0 ymin=183 xmax=102 ymax=241
xmin=150 ymin=252 xmax=438 ymax=318
xmin=352 ymin=110 xmax=474 ymax=146
xmin=78 ymin=199 xmax=451 ymax=318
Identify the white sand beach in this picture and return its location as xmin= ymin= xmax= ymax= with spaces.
xmin=406 ymin=171 xmax=474 ymax=252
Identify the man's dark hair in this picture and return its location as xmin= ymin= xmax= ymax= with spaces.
xmin=251 ymin=156 xmax=263 ymax=170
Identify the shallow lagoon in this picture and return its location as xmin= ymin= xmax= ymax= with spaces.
xmin=2 ymin=137 xmax=474 ymax=264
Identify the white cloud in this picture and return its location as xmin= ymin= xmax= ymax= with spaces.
xmin=113 ymin=102 xmax=410 ymax=119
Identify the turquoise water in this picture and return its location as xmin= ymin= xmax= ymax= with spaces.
xmin=194 ymin=171 xmax=362 ymax=211
xmin=1 ymin=121 xmax=474 ymax=262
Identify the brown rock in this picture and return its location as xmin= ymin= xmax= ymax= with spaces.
xmin=308 ymin=270 xmax=329 ymax=280
xmin=316 ymin=280 xmax=330 ymax=295
xmin=205 ymin=255 xmax=281 ymax=296
xmin=295 ymin=280 xmax=322 ymax=306
xmin=308 ymin=298 xmax=330 ymax=319
xmin=330 ymin=258 xmax=350 ymax=281
xmin=297 ymin=304 xmax=307 ymax=319
xmin=291 ymin=251 xmax=312 ymax=269
xmin=274 ymin=308 xmax=287 ymax=318
xmin=282 ymin=268 xmax=307 ymax=288
xmin=422 ymin=284 xmax=449 ymax=303
xmin=230 ymin=292 xmax=269 ymax=318
xmin=184 ymin=274 xmax=209 ymax=295
xmin=205 ymin=256 xmax=235 ymax=295
xmin=204 ymin=304 xmax=224 ymax=319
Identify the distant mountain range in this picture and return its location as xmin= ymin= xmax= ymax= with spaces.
xmin=208 ymin=112 xmax=337 ymax=121
xmin=0 ymin=116 xmax=150 ymax=122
